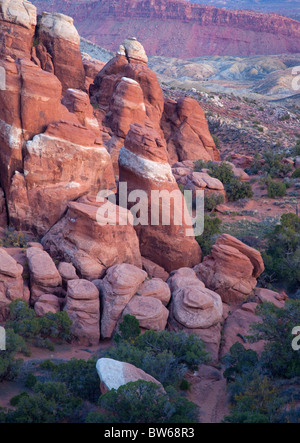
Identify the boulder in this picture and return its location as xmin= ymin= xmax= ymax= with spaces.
xmin=96 ymin=358 xmax=162 ymax=394
xmin=122 ymin=295 xmax=169 ymax=331
xmin=141 ymin=257 xmax=169 ymax=282
xmin=162 ymin=97 xmax=220 ymax=164
xmin=42 ymin=196 xmax=142 ymax=281
xmin=0 ymin=247 xmax=25 ymax=321
xmin=138 ymin=278 xmax=171 ymax=306
xmin=26 ymin=247 xmax=62 ymax=304
xmin=255 ymin=288 xmax=285 ymax=308
xmin=37 ymin=12 xmax=85 ymax=92
xmin=119 ymin=123 xmax=202 ymax=272
xmin=64 ymin=279 xmax=100 ymax=345
xmin=34 ymin=294 xmax=61 ymax=317
xmin=195 ymin=234 xmax=264 ymax=304
xmin=61 ymin=89 xmax=101 ymax=133
xmin=99 ymin=264 xmax=147 ymax=339
xmin=168 ymin=268 xmax=223 ymax=330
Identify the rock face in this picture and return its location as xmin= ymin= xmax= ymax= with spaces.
xmin=42 ymin=196 xmax=143 ymax=281
xmin=99 ymin=264 xmax=147 ymax=339
xmin=119 ymin=123 xmax=202 ymax=273
xmin=195 ymin=234 xmax=265 ymax=304
xmin=26 ymin=247 xmax=62 ymax=304
xmin=122 ymin=295 xmax=169 ymax=331
xmin=9 ymin=120 xmax=115 ymax=235
xmin=162 ymin=97 xmax=220 ymax=164
xmin=36 ymin=12 xmax=85 ymax=92
xmin=0 ymin=247 xmax=25 ymax=321
xmin=34 ymin=294 xmax=61 ymax=317
xmin=31 ymin=0 xmax=300 ymax=57
xmin=64 ymin=279 xmax=100 ymax=345
xmin=96 ymin=358 xmax=162 ymax=394
xmin=0 ymin=0 xmax=37 ymax=59
xmin=220 ymin=303 xmax=265 ymax=358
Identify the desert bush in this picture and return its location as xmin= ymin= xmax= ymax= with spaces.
xmin=86 ymin=381 xmax=199 ymax=424
xmin=292 ymin=169 xmax=300 ymax=179
xmin=248 ymin=300 xmax=300 ymax=379
xmin=267 ymin=180 xmax=287 ymax=198
xmin=7 ymin=300 xmax=72 ymax=350
xmin=3 ymin=382 xmax=82 ymax=423
xmin=262 ymin=213 xmax=300 ymax=290
xmin=114 ymin=314 xmax=141 ymax=343
xmin=0 ymin=330 xmax=27 ymax=382
xmin=0 ymin=228 xmax=28 ymax=248
xmin=41 ymin=358 xmax=100 ymax=404
xmin=246 ymin=154 xmax=262 ymax=175
xmin=106 ymin=328 xmax=209 ymax=387
xmin=205 ymin=193 xmax=225 ymax=212
xmin=263 ymin=151 xmax=293 ymax=178
xmin=196 ymin=214 xmax=222 ymax=256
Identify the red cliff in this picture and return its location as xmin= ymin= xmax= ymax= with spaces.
xmin=31 ymin=0 xmax=300 ymax=57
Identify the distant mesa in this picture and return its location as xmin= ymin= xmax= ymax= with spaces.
xmin=30 ymin=0 xmax=300 ymax=57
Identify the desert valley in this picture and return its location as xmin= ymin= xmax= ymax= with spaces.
xmin=0 ymin=0 xmax=299 ymax=426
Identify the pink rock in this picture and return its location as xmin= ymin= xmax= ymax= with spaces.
xmin=99 ymin=264 xmax=147 ymax=339
xmin=255 ymin=288 xmax=285 ymax=309
xmin=34 ymin=294 xmax=61 ymax=317
xmin=122 ymin=295 xmax=169 ymax=331
xmin=64 ymin=279 xmax=100 ymax=345
xmin=138 ymin=278 xmax=171 ymax=306
xmin=0 ymin=247 xmax=24 ymax=321
xmin=26 ymin=247 xmax=62 ymax=304
xmin=141 ymin=257 xmax=169 ymax=282
xmin=96 ymin=358 xmax=163 ymax=394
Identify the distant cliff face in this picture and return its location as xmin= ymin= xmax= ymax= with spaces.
xmin=31 ymin=0 xmax=300 ymax=57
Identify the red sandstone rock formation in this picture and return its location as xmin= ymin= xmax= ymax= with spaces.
xmin=0 ymin=0 xmax=36 ymax=59
xmin=41 ymin=196 xmax=143 ymax=281
xmin=162 ymin=97 xmax=220 ymax=164
xmin=195 ymin=234 xmax=265 ymax=305
xmin=119 ymin=123 xmax=202 ymax=272
xmin=36 ymin=12 xmax=85 ymax=92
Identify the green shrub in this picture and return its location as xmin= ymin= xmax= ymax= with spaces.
xmin=248 ymin=300 xmax=300 ymax=378
xmin=0 ymin=228 xmax=28 ymax=248
xmin=0 ymin=330 xmax=27 ymax=382
xmin=263 ymin=151 xmax=293 ymax=178
xmin=267 ymin=180 xmax=287 ymax=198
xmin=205 ymin=193 xmax=225 ymax=212
xmin=106 ymin=329 xmax=209 ymax=387
xmin=10 ymin=392 xmax=30 ymax=407
xmin=86 ymin=381 xmax=199 ymax=424
xmin=292 ymin=169 xmax=300 ymax=178
xmin=3 ymin=382 xmax=82 ymax=423
xmin=7 ymin=300 xmax=72 ymax=349
xmin=25 ymin=373 xmax=37 ymax=389
xmin=226 ymin=178 xmax=253 ymax=201
xmin=43 ymin=359 xmax=100 ymax=403
xmin=262 ymin=213 xmax=300 ymax=290
xmin=114 ymin=314 xmax=141 ymax=343
xmin=196 ymin=214 xmax=222 ymax=256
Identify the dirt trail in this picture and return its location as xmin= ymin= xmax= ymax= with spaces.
xmin=187 ymin=365 xmax=230 ymax=424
